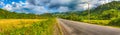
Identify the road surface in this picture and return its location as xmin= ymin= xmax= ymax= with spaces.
xmin=58 ymin=19 xmax=120 ymax=35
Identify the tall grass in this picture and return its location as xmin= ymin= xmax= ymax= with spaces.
xmin=108 ymin=18 xmax=120 ymax=27
xmin=82 ymin=20 xmax=110 ymax=25
xmin=0 ymin=19 xmax=56 ymax=35
xmin=82 ymin=19 xmax=120 ymax=28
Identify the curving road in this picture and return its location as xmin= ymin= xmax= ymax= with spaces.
xmin=58 ymin=19 xmax=120 ymax=35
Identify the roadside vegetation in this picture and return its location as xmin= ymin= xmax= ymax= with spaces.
xmin=0 ymin=8 xmax=57 ymax=35
xmin=108 ymin=18 xmax=120 ymax=27
xmin=0 ymin=9 xmax=54 ymax=19
xmin=0 ymin=1 xmax=120 ymax=35
xmin=53 ymin=1 xmax=120 ymax=27
xmin=82 ymin=20 xmax=110 ymax=25
xmin=0 ymin=19 xmax=56 ymax=35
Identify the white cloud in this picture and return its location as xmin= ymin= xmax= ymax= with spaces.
xmin=83 ymin=4 xmax=94 ymax=10
xmin=50 ymin=0 xmax=72 ymax=4
xmin=3 ymin=1 xmax=48 ymax=14
xmin=12 ymin=2 xmax=15 ymax=4
xmin=32 ymin=6 xmax=48 ymax=14
xmin=3 ymin=1 xmax=26 ymax=12
xmin=0 ymin=1 xmax=5 ymax=6
xmin=58 ymin=6 xmax=69 ymax=12
xmin=1 ymin=0 xmax=120 ymax=14
xmin=76 ymin=3 xmax=96 ymax=11
xmin=76 ymin=4 xmax=86 ymax=11
xmin=3 ymin=4 xmax=13 ymax=10
xmin=19 ymin=1 xmax=26 ymax=4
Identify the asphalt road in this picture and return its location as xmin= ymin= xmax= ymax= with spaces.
xmin=58 ymin=19 xmax=120 ymax=35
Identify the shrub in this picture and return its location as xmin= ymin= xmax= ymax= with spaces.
xmin=108 ymin=18 xmax=120 ymax=26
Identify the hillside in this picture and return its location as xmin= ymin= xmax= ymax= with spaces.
xmin=0 ymin=9 xmax=56 ymax=35
xmin=89 ymin=1 xmax=120 ymax=20
xmin=93 ymin=1 xmax=120 ymax=13
xmin=0 ymin=9 xmax=53 ymax=19
xmin=53 ymin=1 xmax=120 ymax=27
xmin=0 ymin=9 xmax=38 ymax=19
xmin=54 ymin=1 xmax=120 ymax=20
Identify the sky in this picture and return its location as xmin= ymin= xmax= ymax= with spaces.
xmin=0 ymin=0 xmax=119 ymax=14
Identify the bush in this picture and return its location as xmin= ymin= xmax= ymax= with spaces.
xmin=108 ymin=18 xmax=120 ymax=26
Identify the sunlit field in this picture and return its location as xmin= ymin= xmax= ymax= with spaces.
xmin=83 ymin=20 xmax=110 ymax=25
xmin=82 ymin=19 xmax=120 ymax=28
xmin=0 ymin=19 xmax=56 ymax=35
xmin=0 ymin=19 xmax=44 ymax=30
xmin=0 ymin=0 xmax=120 ymax=35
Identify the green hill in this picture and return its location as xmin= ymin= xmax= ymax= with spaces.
xmin=0 ymin=9 xmax=53 ymax=19
xmin=53 ymin=1 xmax=120 ymax=27
xmin=89 ymin=1 xmax=120 ymax=20
xmin=54 ymin=1 xmax=120 ymax=20
xmin=93 ymin=1 xmax=120 ymax=13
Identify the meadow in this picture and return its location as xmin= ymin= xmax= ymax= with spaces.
xmin=0 ymin=18 xmax=57 ymax=35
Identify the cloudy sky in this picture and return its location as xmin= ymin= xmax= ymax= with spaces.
xmin=0 ymin=0 xmax=119 ymax=14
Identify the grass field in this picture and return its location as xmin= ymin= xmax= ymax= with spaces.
xmin=0 ymin=19 xmax=44 ymax=30
xmin=82 ymin=20 xmax=120 ymax=28
xmin=82 ymin=20 xmax=110 ymax=25
xmin=0 ymin=19 xmax=56 ymax=35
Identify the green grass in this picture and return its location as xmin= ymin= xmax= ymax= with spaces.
xmin=0 ymin=18 xmax=56 ymax=35
xmin=82 ymin=20 xmax=120 ymax=28
xmin=82 ymin=20 xmax=110 ymax=25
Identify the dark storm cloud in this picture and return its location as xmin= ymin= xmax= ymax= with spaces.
xmin=27 ymin=0 xmax=36 ymax=5
xmin=26 ymin=0 xmax=74 ymax=10
xmin=3 ymin=0 xmax=119 ymax=14
xmin=26 ymin=0 xmax=50 ymax=6
xmin=26 ymin=0 xmax=113 ymax=11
